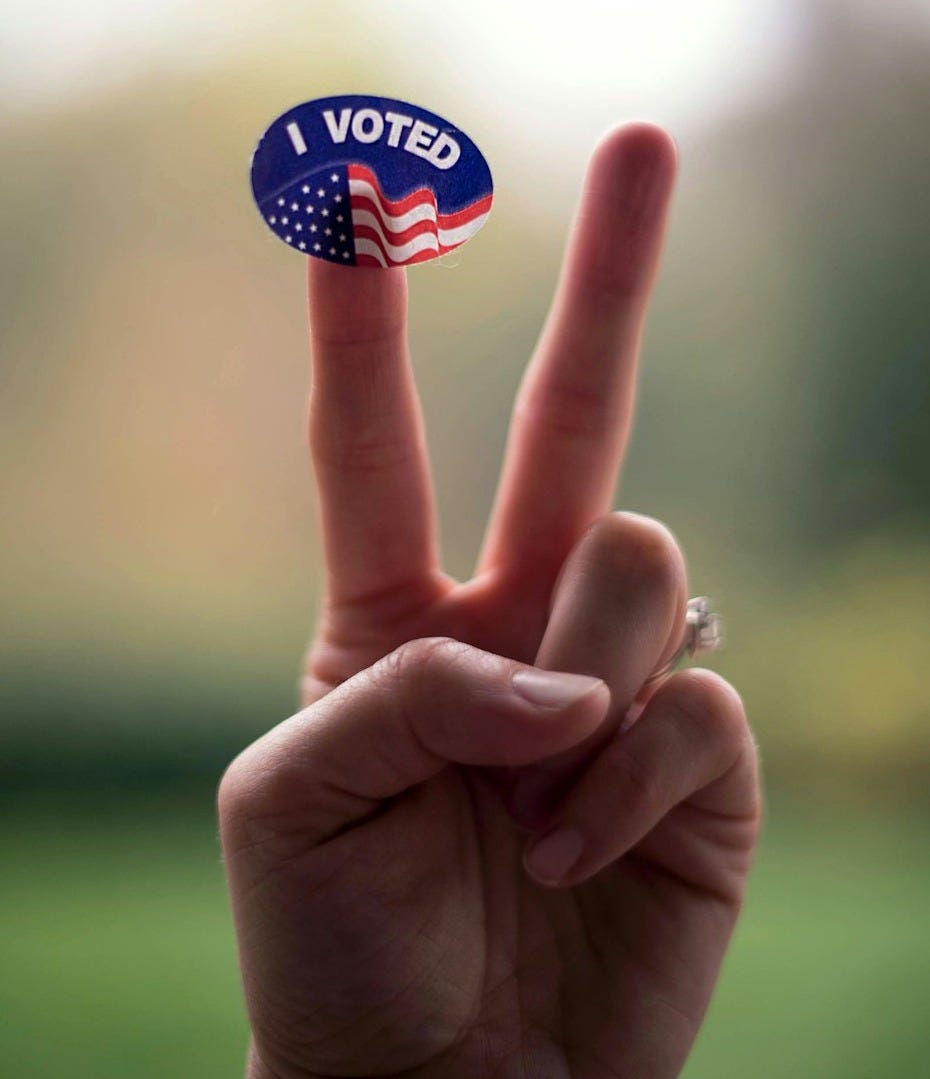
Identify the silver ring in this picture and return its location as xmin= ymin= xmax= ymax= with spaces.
xmin=645 ymin=596 xmax=724 ymax=683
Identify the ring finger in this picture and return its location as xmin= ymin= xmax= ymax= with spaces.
xmin=507 ymin=511 xmax=688 ymax=825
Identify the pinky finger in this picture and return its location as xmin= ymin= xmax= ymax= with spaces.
xmin=522 ymin=669 xmax=761 ymax=890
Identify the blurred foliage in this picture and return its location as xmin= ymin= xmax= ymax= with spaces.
xmin=2 ymin=2 xmax=928 ymax=802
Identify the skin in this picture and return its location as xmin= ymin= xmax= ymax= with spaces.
xmin=219 ymin=123 xmax=762 ymax=1079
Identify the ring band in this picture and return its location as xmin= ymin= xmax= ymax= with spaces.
xmin=645 ymin=596 xmax=724 ymax=683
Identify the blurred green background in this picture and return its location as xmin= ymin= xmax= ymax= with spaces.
xmin=2 ymin=1 xmax=929 ymax=1075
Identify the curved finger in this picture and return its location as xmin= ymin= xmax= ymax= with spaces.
xmin=522 ymin=669 xmax=760 ymax=890
xmin=219 ymin=637 xmax=610 ymax=851
xmin=478 ymin=123 xmax=678 ymax=580
xmin=507 ymin=512 xmax=687 ymax=825
xmin=307 ymin=260 xmax=442 ymax=613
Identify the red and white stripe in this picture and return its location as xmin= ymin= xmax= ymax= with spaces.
xmin=348 ymin=163 xmax=492 ymax=268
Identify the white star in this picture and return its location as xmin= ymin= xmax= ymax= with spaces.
xmin=301 ymin=185 xmax=310 ymax=194
xmin=305 ymin=205 xmax=314 ymax=214
xmin=329 ymin=247 xmax=336 ymax=255
xmin=330 ymin=172 xmax=339 ymax=182
xmin=336 ymin=214 xmax=344 ymax=223
xmin=298 ymin=241 xmax=307 ymax=250
xmin=317 ymin=187 xmax=325 ymax=197
xmin=295 ymin=223 xmax=303 ymax=232
xmin=309 ymin=224 xmax=318 ymax=233
xmin=290 ymin=202 xmax=298 ymax=211
xmin=277 ymin=197 xmax=285 ymax=206
xmin=285 ymin=235 xmax=293 ymax=243
xmin=268 ymin=215 xmax=276 ymax=224
xmin=313 ymin=243 xmax=321 ymax=251
xmin=342 ymin=251 xmax=350 ymax=259
xmin=339 ymin=233 xmax=346 ymax=242
xmin=324 ymin=227 xmax=332 ymax=236
xmin=321 ymin=209 xmax=329 ymax=217
xmin=334 ymin=194 xmax=343 ymax=203
xmin=281 ymin=216 xmax=289 ymax=225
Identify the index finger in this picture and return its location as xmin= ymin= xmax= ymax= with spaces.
xmin=307 ymin=260 xmax=442 ymax=613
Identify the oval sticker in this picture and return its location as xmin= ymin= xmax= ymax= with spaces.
xmin=250 ymin=94 xmax=494 ymax=268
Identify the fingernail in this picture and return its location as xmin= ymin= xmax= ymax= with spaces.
xmin=512 ymin=668 xmax=604 ymax=710
xmin=524 ymin=827 xmax=585 ymax=885
xmin=619 ymin=699 xmax=645 ymax=733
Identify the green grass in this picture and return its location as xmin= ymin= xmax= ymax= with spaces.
xmin=0 ymin=796 xmax=246 ymax=1078
xmin=1 ymin=795 xmax=928 ymax=1078
xmin=683 ymin=800 xmax=930 ymax=1079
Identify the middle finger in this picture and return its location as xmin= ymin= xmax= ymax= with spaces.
xmin=477 ymin=124 xmax=678 ymax=583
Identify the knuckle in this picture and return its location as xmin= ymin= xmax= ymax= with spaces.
xmin=602 ymin=741 xmax=665 ymax=813
xmin=520 ymin=378 xmax=616 ymax=439
xmin=217 ymin=744 xmax=265 ymax=828
xmin=668 ymin=670 xmax=762 ymax=824
xmin=217 ymin=728 xmax=329 ymax=857
xmin=368 ymin=637 xmax=476 ymax=763
xmin=668 ymin=668 xmax=748 ymax=749
xmin=216 ymin=761 xmax=240 ymax=823
xmin=310 ymin=429 xmax=419 ymax=480
xmin=373 ymin=635 xmax=468 ymax=692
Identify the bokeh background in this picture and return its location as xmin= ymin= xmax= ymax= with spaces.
xmin=2 ymin=0 xmax=929 ymax=1074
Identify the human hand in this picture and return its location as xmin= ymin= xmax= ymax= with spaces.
xmin=220 ymin=122 xmax=762 ymax=1078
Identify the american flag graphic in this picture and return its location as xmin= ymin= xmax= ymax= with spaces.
xmin=262 ymin=169 xmax=355 ymax=264
xmin=347 ymin=164 xmax=493 ymax=268
xmin=261 ymin=164 xmax=492 ymax=268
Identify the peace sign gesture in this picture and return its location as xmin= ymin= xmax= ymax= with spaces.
xmin=221 ymin=123 xmax=761 ymax=1079
xmin=304 ymin=123 xmax=681 ymax=692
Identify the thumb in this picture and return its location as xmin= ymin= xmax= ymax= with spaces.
xmin=218 ymin=637 xmax=609 ymax=848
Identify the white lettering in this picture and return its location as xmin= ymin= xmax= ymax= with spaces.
xmin=322 ymin=109 xmax=352 ymax=143
xmin=286 ymin=122 xmax=308 ymax=155
xmin=405 ymin=119 xmax=438 ymax=159
xmin=425 ymin=131 xmax=460 ymax=170
xmin=317 ymin=106 xmax=460 ymax=170
xmin=351 ymin=108 xmax=384 ymax=143
xmin=384 ymin=111 xmax=414 ymax=148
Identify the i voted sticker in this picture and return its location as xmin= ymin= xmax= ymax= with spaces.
xmin=249 ymin=95 xmax=494 ymax=268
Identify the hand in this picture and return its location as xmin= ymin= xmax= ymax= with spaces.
xmin=220 ymin=123 xmax=762 ymax=1078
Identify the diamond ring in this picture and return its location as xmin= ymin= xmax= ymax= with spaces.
xmin=645 ymin=596 xmax=724 ymax=684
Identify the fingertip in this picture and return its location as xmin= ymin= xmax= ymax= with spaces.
xmin=565 ymin=121 xmax=678 ymax=301
xmin=523 ymin=826 xmax=586 ymax=888
xmin=590 ymin=121 xmax=679 ymax=184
